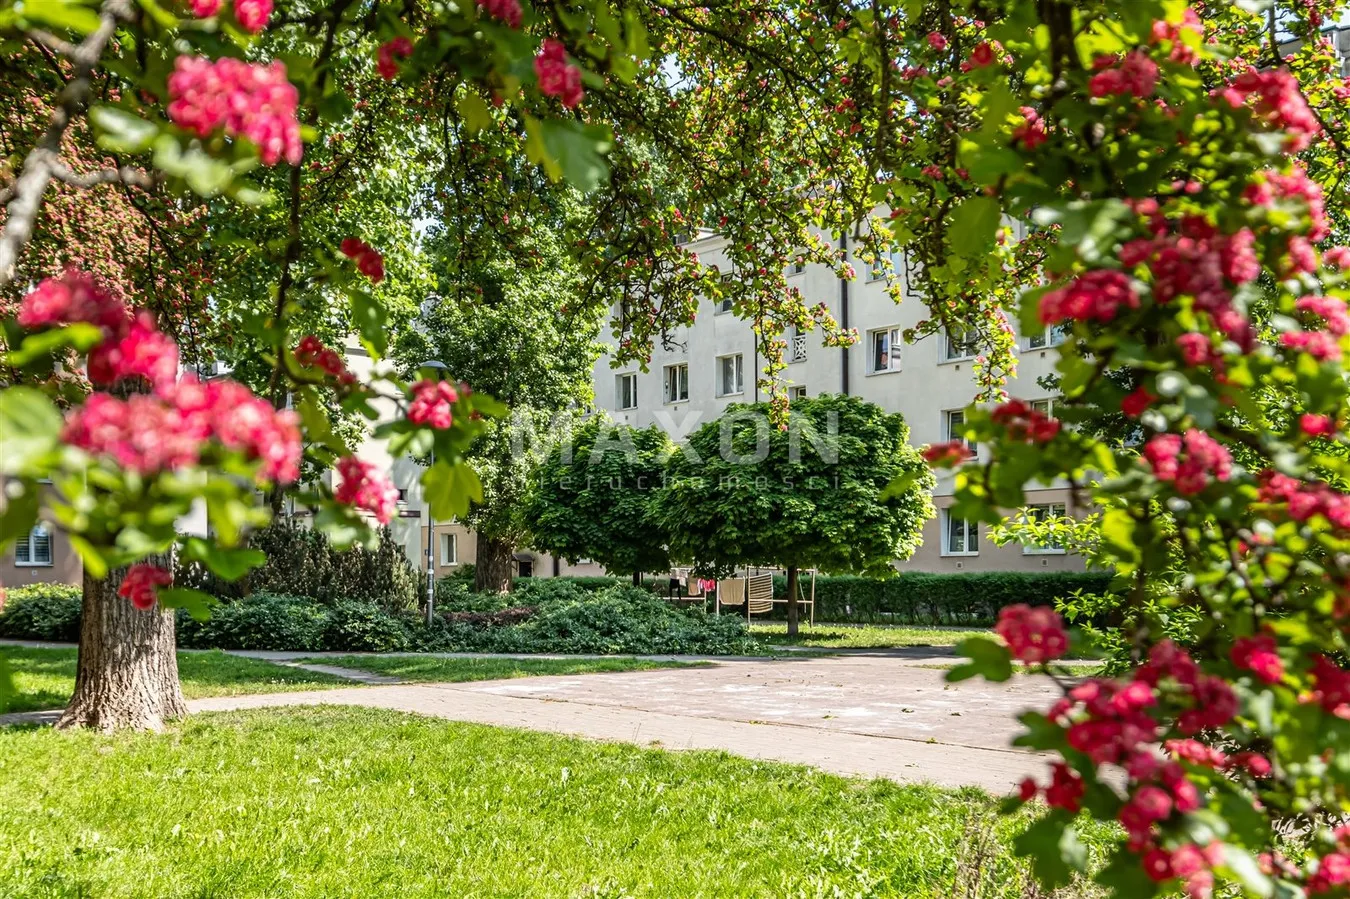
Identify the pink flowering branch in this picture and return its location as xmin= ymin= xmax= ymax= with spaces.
xmin=0 ymin=0 xmax=132 ymax=288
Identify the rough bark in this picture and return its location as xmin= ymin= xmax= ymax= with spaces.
xmin=56 ymin=559 xmax=188 ymax=732
xmin=785 ymin=565 xmax=800 ymax=637
xmin=474 ymin=534 xmax=514 ymax=594
xmin=631 ymin=571 xmax=642 ymax=587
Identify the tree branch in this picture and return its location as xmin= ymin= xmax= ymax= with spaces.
xmin=0 ymin=0 xmax=130 ymax=287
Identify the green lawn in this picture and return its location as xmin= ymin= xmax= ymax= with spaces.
xmin=750 ymin=622 xmax=992 ymax=650
xmin=0 ymin=648 xmax=347 ymax=715
xmin=302 ymin=654 xmax=702 ymax=682
xmin=0 ymin=706 xmax=1111 ymax=897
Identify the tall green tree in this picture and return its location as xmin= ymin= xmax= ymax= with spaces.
xmin=521 ymin=417 xmax=673 ymax=582
xmin=657 ymin=395 xmax=934 ymax=634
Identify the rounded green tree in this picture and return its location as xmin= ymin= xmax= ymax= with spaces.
xmin=657 ymin=394 xmax=935 ymax=634
xmin=522 ymin=417 xmax=675 ymax=582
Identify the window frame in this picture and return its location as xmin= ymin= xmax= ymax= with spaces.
xmin=1026 ymin=324 xmax=1069 ymax=350
xmin=663 ymin=362 xmax=690 ymax=404
xmin=616 ymin=372 xmax=638 ymax=411
xmin=943 ymin=408 xmax=976 ymax=455
xmin=14 ymin=524 xmax=52 ymax=567
xmin=941 ymin=327 xmax=979 ymax=363
xmin=1021 ymin=503 xmax=1068 ymax=555
xmin=789 ymin=385 xmax=807 ymax=400
xmin=787 ymin=326 xmax=808 ymax=363
xmin=941 ymin=510 xmax=980 ymax=557
xmin=1030 ymin=397 xmax=1058 ymax=417
xmin=439 ymin=532 xmax=458 ymax=566
xmin=716 ymin=353 xmax=745 ymax=397
xmin=867 ymin=326 xmax=903 ymax=375
xmin=716 ymin=271 xmax=734 ymax=314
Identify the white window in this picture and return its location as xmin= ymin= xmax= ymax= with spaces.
xmin=664 ymin=363 xmax=689 ymax=404
xmin=717 ymin=354 xmax=744 ymax=396
xmin=1030 ymin=397 xmax=1057 ymax=417
xmin=869 ymin=327 xmax=902 ymax=374
xmin=870 ymin=249 xmax=905 ymax=282
xmin=788 ymin=326 xmax=807 ymax=363
xmin=617 ymin=373 xmax=638 ymax=410
xmin=1022 ymin=503 xmax=1067 ymax=555
xmin=15 ymin=525 xmax=52 ymax=567
xmin=942 ymin=328 xmax=978 ymax=362
xmin=439 ymin=532 xmax=458 ymax=566
xmin=791 ymin=261 xmax=806 ymax=275
xmin=717 ymin=271 xmax=734 ymax=313
xmin=943 ymin=409 xmax=975 ymax=453
xmin=789 ymin=385 xmax=807 ymax=400
xmin=942 ymin=511 xmax=980 ymax=556
xmin=1027 ymin=324 xmax=1069 ymax=350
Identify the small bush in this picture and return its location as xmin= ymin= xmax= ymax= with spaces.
xmin=177 ymin=593 xmax=329 ymax=651
xmin=435 ymin=578 xmax=510 ymax=614
xmin=0 ymin=583 xmax=82 ymax=641
xmin=509 ymin=578 xmax=592 ymax=608
xmin=322 ymin=600 xmax=411 ymax=652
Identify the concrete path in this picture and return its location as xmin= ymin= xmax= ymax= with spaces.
xmin=1 ymin=643 xmax=1054 ymax=791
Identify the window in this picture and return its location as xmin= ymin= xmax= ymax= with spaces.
xmin=439 ymin=532 xmax=458 ymax=566
xmin=789 ymin=385 xmax=807 ymax=400
xmin=869 ymin=327 xmax=902 ymax=373
xmin=717 ymin=354 xmax=744 ymax=396
xmin=1030 ymin=397 xmax=1057 ymax=417
xmin=15 ymin=525 xmax=52 ymax=567
xmin=517 ymin=558 xmax=534 ymax=578
xmin=791 ymin=261 xmax=806 ymax=275
xmin=618 ymin=298 xmax=634 ymax=333
xmin=396 ymin=488 xmax=408 ymax=504
xmin=788 ymin=326 xmax=807 ymax=363
xmin=943 ymin=511 xmax=979 ymax=556
xmin=1022 ymin=503 xmax=1067 ymax=555
xmin=717 ymin=271 xmax=734 ymax=313
xmin=664 ymin=363 xmax=689 ymax=404
xmin=944 ymin=409 xmax=976 ymax=454
xmin=942 ymin=328 xmax=978 ymax=362
xmin=1027 ymin=324 xmax=1069 ymax=350
xmin=617 ymin=373 xmax=638 ymax=410
xmin=870 ymin=249 xmax=905 ymax=282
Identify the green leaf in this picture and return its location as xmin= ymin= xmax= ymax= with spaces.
xmin=0 ymin=387 xmax=63 ymax=475
xmin=157 ymin=587 xmax=219 ymax=622
xmin=1012 ymin=710 xmax=1069 ymax=751
xmin=1096 ymin=847 xmax=1160 ymax=895
xmin=295 ymin=388 xmax=349 ymax=455
xmin=1011 ymin=814 xmax=1079 ymax=888
xmin=947 ymin=636 xmax=1013 ymax=683
xmin=880 ymin=469 xmax=921 ymax=501
xmin=349 ymin=291 xmax=388 ymax=358
xmin=948 ymin=196 xmax=1001 ymax=256
xmin=68 ymin=533 xmax=108 ymax=579
xmin=4 ymin=322 xmax=104 ymax=366
xmin=539 ymin=119 xmax=613 ymax=192
xmin=180 ymin=537 xmax=267 ymax=581
xmin=23 ymin=0 xmax=103 ymax=34
xmin=456 ymin=92 xmax=493 ymax=133
xmin=1218 ymin=845 xmax=1273 ymax=898
xmin=423 ymin=460 xmax=483 ymax=521
xmin=89 ymin=106 xmax=160 ymax=154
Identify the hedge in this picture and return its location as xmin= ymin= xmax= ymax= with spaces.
xmin=758 ymin=570 xmax=1116 ymax=625
xmin=0 ymin=583 xmax=82 ymax=642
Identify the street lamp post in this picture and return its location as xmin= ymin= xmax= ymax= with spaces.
xmin=419 ymin=359 xmax=450 ymax=626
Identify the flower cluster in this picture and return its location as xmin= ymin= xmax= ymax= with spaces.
xmin=167 ymin=56 xmax=302 ymax=166
xmin=1258 ymin=471 xmax=1350 ymax=534
xmin=1142 ymin=430 xmax=1232 ymax=495
xmin=1121 ymin=386 xmax=1156 ymax=417
xmin=921 ymin=440 xmax=971 ymax=467
xmin=1150 ymin=9 xmax=1203 ymax=65
xmin=1230 ymin=634 xmax=1283 ymax=684
xmin=88 ymin=311 xmax=180 ymax=389
xmin=991 ymin=400 xmax=1060 ymax=444
xmin=17 ymin=269 xmax=128 ymax=335
xmin=340 ymin=238 xmax=385 ymax=283
xmin=376 ymin=37 xmax=414 ymax=80
xmin=1215 ymin=68 xmax=1321 ymax=152
xmin=535 ymin=39 xmax=584 ymax=109
xmin=1040 ymin=269 xmax=1139 ymax=324
xmin=1088 ymin=50 xmax=1159 ymax=99
xmin=1311 ymin=655 xmax=1350 ymax=715
xmin=1012 ymin=106 xmax=1047 ymax=149
xmin=294 ymin=335 xmax=352 ymax=383
xmin=408 ymin=379 xmax=459 ymax=429
xmin=1245 ymin=165 xmax=1329 ymax=241
xmin=1020 ymin=762 xmax=1085 ymax=812
xmin=334 ymin=456 xmax=400 ymax=525
xmin=476 ymin=0 xmax=522 ymax=28
xmin=119 ymin=563 xmax=173 ymax=611
xmin=189 ymin=0 xmax=270 ymax=31
xmin=995 ymin=604 xmax=1068 ymax=664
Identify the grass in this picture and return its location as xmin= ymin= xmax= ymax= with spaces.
xmin=299 ymin=654 xmax=702 ymax=682
xmin=750 ymin=622 xmax=992 ymax=650
xmin=0 ymin=706 xmax=1114 ymax=897
xmin=0 ymin=647 xmax=347 ymax=715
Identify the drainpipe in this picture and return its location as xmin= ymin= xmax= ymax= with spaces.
xmin=753 ymin=339 xmax=759 ymax=402
xmin=840 ymin=233 xmax=850 ymax=396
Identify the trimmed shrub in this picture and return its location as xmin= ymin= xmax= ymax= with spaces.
xmin=759 ymin=570 xmax=1116 ymax=625
xmin=0 ymin=583 xmax=81 ymax=641
xmin=322 ymin=600 xmax=411 ymax=652
xmin=177 ymin=593 xmax=329 ymax=651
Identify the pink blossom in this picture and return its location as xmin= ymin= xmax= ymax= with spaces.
xmin=535 ymin=39 xmax=584 ymax=109
xmin=1012 ymin=106 xmax=1047 ymax=149
xmin=376 ymin=37 xmax=414 ymax=80
xmin=340 ymin=237 xmax=385 ymax=283
xmin=234 ymin=0 xmax=271 ymax=32
xmin=996 ymin=604 xmax=1069 ymax=664
xmin=119 ymin=563 xmax=172 ymax=611
xmin=1089 ymin=50 xmax=1159 ymax=99
xmin=1231 ymin=634 xmax=1284 ymax=684
xmin=334 ymin=456 xmax=401 ymax=525
xmin=1121 ymin=386 xmax=1156 ymax=417
xmin=968 ymin=41 xmax=995 ymax=67
xmin=1143 ymin=430 xmax=1232 ymax=495
xmin=476 ymin=0 xmax=522 ymax=27
xmin=408 ymin=379 xmax=459 ymax=429
xmin=17 ymin=270 xmax=127 ymax=335
xmin=926 ymin=31 xmax=947 ymax=51
xmin=1043 ymin=762 xmax=1083 ymax=811
xmin=167 ymin=56 xmax=302 ymax=165
xmin=1281 ymin=330 xmax=1342 ymax=362
xmin=1039 ymin=270 xmax=1138 ymax=324
xmin=191 ymin=0 xmax=221 ymax=16
xmin=1301 ymin=413 xmax=1337 ymax=438
xmin=1216 ymin=68 xmax=1321 ymax=152
xmin=991 ymin=400 xmax=1060 ymax=444
xmin=63 ymin=393 xmax=201 ymax=474
xmin=88 ymin=311 xmax=179 ymax=390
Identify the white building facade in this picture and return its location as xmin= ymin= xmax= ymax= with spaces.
xmin=594 ymin=229 xmax=1086 ymax=575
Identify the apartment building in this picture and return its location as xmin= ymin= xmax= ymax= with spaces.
xmin=595 ymin=229 xmax=1085 ymax=574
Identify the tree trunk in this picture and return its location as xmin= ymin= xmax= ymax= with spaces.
xmin=785 ymin=566 xmax=800 ymax=637
xmin=474 ymin=534 xmax=514 ymax=594
xmin=56 ymin=560 xmax=188 ymax=732
xmin=632 ymin=571 xmax=642 ymax=587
